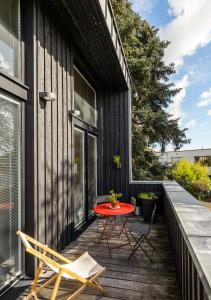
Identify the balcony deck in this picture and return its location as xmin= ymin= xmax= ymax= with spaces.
xmin=4 ymin=217 xmax=180 ymax=300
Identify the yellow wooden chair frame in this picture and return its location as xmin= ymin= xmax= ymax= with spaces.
xmin=17 ymin=231 xmax=106 ymax=300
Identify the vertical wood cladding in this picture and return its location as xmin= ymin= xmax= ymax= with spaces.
xmin=97 ymin=90 xmax=130 ymax=200
xmin=129 ymin=183 xmax=163 ymax=197
xmin=24 ymin=1 xmax=160 ymax=272
xmin=25 ymin=0 xmax=73 ymax=254
xmin=97 ymin=89 xmax=163 ymax=202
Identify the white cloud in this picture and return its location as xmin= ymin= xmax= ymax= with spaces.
xmin=185 ymin=118 xmax=197 ymax=129
xmin=208 ymin=109 xmax=211 ymax=116
xmin=160 ymin=0 xmax=211 ymax=68
xmin=197 ymin=87 xmax=211 ymax=107
xmin=198 ymin=99 xmax=211 ymax=107
xmin=168 ymin=74 xmax=189 ymax=122
xmin=132 ymin=0 xmax=158 ymax=15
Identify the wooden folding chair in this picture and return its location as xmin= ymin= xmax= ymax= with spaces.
xmin=17 ymin=231 xmax=107 ymax=300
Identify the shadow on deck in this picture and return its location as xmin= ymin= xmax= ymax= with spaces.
xmin=3 ymin=217 xmax=180 ymax=300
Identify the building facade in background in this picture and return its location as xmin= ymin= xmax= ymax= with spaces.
xmin=158 ymin=148 xmax=211 ymax=175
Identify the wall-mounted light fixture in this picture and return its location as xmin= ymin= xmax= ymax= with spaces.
xmin=39 ymin=92 xmax=56 ymax=101
xmin=68 ymin=109 xmax=81 ymax=117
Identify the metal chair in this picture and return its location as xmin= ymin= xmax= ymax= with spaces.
xmin=128 ymin=205 xmax=156 ymax=262
xmin=94 ymin=195 xmax=110 ymax=233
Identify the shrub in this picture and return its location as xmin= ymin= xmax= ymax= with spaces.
xmin=138 ymin=192 xmax=158 ymax=200
xmin=172 ymin=159 xmax=211 ymax=200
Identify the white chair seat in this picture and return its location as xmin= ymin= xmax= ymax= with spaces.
xmin=47 ymin=252 xmax=104 ymax=280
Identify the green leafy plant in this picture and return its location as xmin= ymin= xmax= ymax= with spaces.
xmin=113 ymin=154 xmax=121 ymax=168
xmin=138 ymin=192 xmax=158 ymax=200
xmin=193 ymin=179 xmax=211 ymax=201
xmin=108 ymin=190 xmax=122 ymax=207
xmin=172 ymin=159 xmax=211 ymax=200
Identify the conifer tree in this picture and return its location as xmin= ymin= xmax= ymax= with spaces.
xmin=111 ymin=0 xmax=190 ymax=180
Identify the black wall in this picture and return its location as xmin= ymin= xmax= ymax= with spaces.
xmin=97 ymin=90 xmax=130 ymax=200
xmin=24 ymin=0 xmax=163 ymax=276
xmin=25 ymin=0 xmax=74 ymax=265
xmin=97 ymin=89 xmax=163 ymax=202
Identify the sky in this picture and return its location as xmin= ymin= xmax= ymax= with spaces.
xmin=131 ymin=0 xmax=211 ymax=150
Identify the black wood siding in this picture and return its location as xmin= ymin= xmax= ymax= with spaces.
xmin=129 ymin=183 xmax=163 ymax=198
xmin=97 ymin=88 xmax=163 ymax=202
xmin=25 ymin=0 xmax=74 ymax=262
xmin=97 ymin=90 xmax=130 ymax=200
xmin=24 ymin=0 xmax=163 ymax=277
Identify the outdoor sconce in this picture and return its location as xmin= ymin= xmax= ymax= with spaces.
xmin=68 ymin=109 xmax=81 ymax=117
xmin=39 ymin=92 xmax=56 ymax=101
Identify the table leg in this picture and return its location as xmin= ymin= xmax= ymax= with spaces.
xmin=97 ymin=216 xmax=109 ymax=244
xmin=97 ymin=216 xmax=113 ymax=258
xmin=96 ymin=213 xmax=133 ymax=257
xmin=119 ymin=215 xmax=133 ymax=250
xmin=119 ymin=215 xmax=130 ymax=236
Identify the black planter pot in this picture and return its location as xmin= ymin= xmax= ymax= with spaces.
xmin=141 ymin=199 xmax=156 ymax=222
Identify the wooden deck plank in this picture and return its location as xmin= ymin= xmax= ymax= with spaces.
xmin=13 ymin=218 xmax=181 ymax=299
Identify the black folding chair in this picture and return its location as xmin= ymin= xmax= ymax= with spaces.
xmin=128 ymin=205 xmax=156 ymax=262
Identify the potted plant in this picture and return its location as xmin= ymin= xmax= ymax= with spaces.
xmin=113 ymin=155 xmax=121 ymax=169
xmin=108 ymin=190 xmax=122 ymax=208
xmin=138 ymin=192 xmax=158 ymax=222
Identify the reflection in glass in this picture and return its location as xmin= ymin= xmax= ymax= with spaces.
xmin=0 ymin=94 xmax=21 ymax=288
xmin=74 ymin=128 xmax=85 ymax=227
xmin=0 ymin=0 xmax=21 ymax=78
xmin=74 ymin=69 xmax=97 ymax=127
xmin=88 ymin=134 xmax=97 ymax=216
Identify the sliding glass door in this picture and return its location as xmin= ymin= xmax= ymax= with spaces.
xmin=74 ymin=128 xmax=97 ymax=228
xmin=74 ymin=128 xmax=85 ymax=227
xmin=73 ymin=67 xmax=97 ymax=229
xmin=0 ymin=94 xmax=22 ymax=290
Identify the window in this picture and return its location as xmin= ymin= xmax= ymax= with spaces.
xmin=195 ymin=156 xmax=211 ymax=167
xmin=0 ymin=0 xmax=21 ymax=78
xmin=74 ymin=68 xmax=97 ymax=127
xmin=0 ymin=93 xmax=22 ymax=289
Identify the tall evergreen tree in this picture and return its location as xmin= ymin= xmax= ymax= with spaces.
xmin=111 ymin=0 xmax=190 ymax=180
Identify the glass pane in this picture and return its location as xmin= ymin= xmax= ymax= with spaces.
xmin=74 ymin=69 xmax=97 ymax=127
xmin=74 ymin=128 xmax=85 ymax=226
xmin=0 ymin=94 xmax=21 ymax=289
xmin=0 ymin=0 xmax=21 ymax=78
xmin=88 ymin=134 xmax=97 ymax=216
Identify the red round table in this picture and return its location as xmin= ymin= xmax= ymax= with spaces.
xmin=93 ymin=202 xmax=135 ymax=258
xmin=93 ymin=202 xmax=135 ymax=216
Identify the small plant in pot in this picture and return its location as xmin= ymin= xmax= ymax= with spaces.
xmin=138 ymin=192 xmax=158 ymax=222
xmin=113 ymin=155 xmax=121 ymax=169
xmin=108 ymin=190 xmax=122 ymax=209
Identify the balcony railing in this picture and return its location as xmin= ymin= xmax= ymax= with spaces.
xmin=163 ymin=182 xmax=211 ymax=300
